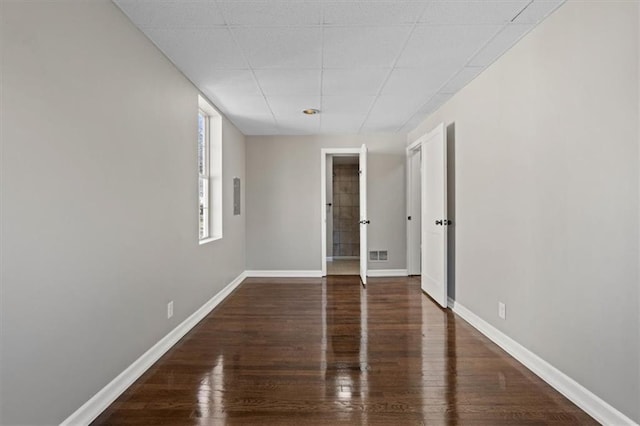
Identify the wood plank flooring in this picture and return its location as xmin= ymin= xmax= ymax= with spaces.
xmin=92 ymin=276 xmax=597 ymax=425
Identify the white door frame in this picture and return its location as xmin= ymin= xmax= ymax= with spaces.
xmin=406 ymin=135 xmax=426 ymax=278
xmin=406 ymin=143 xmax=421 ymax=276
xmin=320 ymin=148 xmax=361 ymax=277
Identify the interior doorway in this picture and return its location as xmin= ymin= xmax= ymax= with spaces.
xmin=321 ymin=146 xmax=369 ymax=284
xmin=327 ymin=155 xmax=360 ymax=276
xmin=406 ymin=124 xmax=449 ymax=308
xmin=406 ymin=145 xmax=422 ymax=276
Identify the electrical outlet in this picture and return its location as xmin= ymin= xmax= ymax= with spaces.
xmin=167 ymin=301 xmax=174 ymax=319
xmin=498 ymin=302 xmax=506 ymax=320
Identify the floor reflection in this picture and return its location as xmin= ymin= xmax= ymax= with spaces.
xmin=91 ymin=276 xmax=598 ymax=425
xmin=323 ymin=277 xmax=367 ymax=422
xmin=196 ymin=354 xmax=225 ymax=424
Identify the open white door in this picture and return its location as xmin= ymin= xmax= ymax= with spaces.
xmin=421 ymin=124 xmax=448 ymax=308
xmin=359 ymin=144 xmax=368 ymax=285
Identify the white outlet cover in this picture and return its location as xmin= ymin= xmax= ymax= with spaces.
xmin=498 ymin=302 xmax=506 ymax=320
xmin=167 ymin=301 xmax=174 ymax=319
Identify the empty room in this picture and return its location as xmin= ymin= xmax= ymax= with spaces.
xmin=1 ymin=0 xmax=639 ymax=425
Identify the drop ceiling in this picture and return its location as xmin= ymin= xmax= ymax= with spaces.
xmin=113 ymin=0 xmax=564 ymax=135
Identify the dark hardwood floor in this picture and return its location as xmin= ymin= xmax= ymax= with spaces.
xmin=92 ymin=276 xmax=597 ymax=425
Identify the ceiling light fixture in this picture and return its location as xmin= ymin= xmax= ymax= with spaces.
xmin=302 ymin=108 xmax=320 ymax=115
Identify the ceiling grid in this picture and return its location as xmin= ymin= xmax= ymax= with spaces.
xmin=113 ymin=0 xmax=566 ymax=135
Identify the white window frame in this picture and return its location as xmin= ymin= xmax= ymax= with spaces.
xmin=198 ymin=95 xmax=222 ymax=244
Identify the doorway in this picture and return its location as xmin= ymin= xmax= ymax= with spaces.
xmin=406 ymin=124 xmax=449 ymax=308
xmin=327 ymin=155 xmax=360 ymax=275
xmin=321 ymin=146 xmax=369 ymax=284
xmin=406 ymin=145 xmax=422 ymax=276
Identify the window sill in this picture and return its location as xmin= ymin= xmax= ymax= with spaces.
xmin=199 ymin=236 xmax=221 ymax=245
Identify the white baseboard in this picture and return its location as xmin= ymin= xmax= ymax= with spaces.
xmin=367 ymin=269 xmax=408 ymax=277
xmin=245 ymin=270 xmax=323 ymax=278
xmin=60 ymin=271 xmax=247 ymax=426
xmin=447 ymin=297 xmax=637 ymax=426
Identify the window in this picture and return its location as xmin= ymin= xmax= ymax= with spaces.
xmin=198 ymin=95 xmax=222 ymax=243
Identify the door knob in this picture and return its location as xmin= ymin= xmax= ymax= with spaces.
xmin=435 ymin=220 xmax=443 ymax=225
xmin=360 ymin=220 xmax=370 ymax=225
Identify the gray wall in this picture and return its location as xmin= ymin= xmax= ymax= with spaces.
xmin=0 ymin=1 xmax=246 ymax=424
xmin=246 ymin=135 xmax=406 ymax=271
xmin=409 ymin=1 xmax=639 ymax=421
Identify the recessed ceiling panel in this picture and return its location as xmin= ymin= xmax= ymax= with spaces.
xmin=323 ymin=2 xmax=428 ymax=26
xmin=268 ymin=95 xmax=321 ymax=117
xmin=142 ymin=27 xmax=248 ymax=70
xmin=322 ymin=68 xmax=390 ymax=96
xmin=114 ymin=0 xmax=566 ymax=135
xmin=512 ymin=1 xmax=564 ymax=24
xmin=229 ymin=114 xmax=279 ymax=136
xmin=399 ymin=93 xmax=453 ymax=133
xmin=439 ymin=66 xmax=484 ymax=94
xmin=382 ymin=66 xmax=457 ymax=97
xmin=321 ymin=96 xmax=376 ymax=115
xmin=468 ymin=24 xmax=533 ymax=67
xmin=232 ymin=27 xmax=323 ymax=69
xmin=116 ymin=0 xmax=226 ymax=28
xmin=211 ymin=94 xmax=272 ymax=117
xmin=396 ymin=25 xmax=502 ymax=69
xmin=321 ymin=114 xmax=368 ymax=134
xmin=276 ymin=114 xmax=321 ymax=135
xmin=420 ymin=1 xmax=531 ymax=25
xmin=365 ymin=92 xmax=433 ymax=131
xmin=323 ymin=26 xmax=413 ymax=68
xmin=199 ymin=69 xmax=262 ymax=98
xmin=219 ymin=1 xmax=323 ymax=26
xmin=254 ymin=69 xmax=321 ymax=96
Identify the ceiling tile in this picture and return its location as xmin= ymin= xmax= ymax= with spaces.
xmin=218 ymin=1 xmax=322 ymax=26
xmin=512 ymin=1 xmax=565 ymax=24
xmin=321 ymin=96 xmax=376 ymax=115
xmin=198 ymin=69 xmax=262 ymax=98
xmin=268 ymin=95 xmax=321 ymax=116
xmin=439 ymin=66 xmax=483 ymax=94
xmin=399 ymin=93 xmax=453 ymax=132
xmin=321 ymin=113 xmax=368 ymax=134
xmin=419 ymin=1 xmax=531 ymax=25
xmin=116 ymin=0 xmax=559 ymax=135
xmin=229 ymin=114 xmax=279 ymax=135
xmin=115 ymin=1 xmax=225 ymax=28
xmin=381 ymin=66 xmax=457 ymax=97
xmin=276 ymin=114 xmax=321 ymax=134
xmin=418 ymin=92 xmax=453 ymax=116
xmin=142 ymin=27 xmax=248 ymax=70
xmin=322 ymin=68 xmax=390 ymax=96
xmin=233 ymin=27 xmax=322 ymax=69
xmin=468 ymin=24 xmax=533 ymax=67
xmin=208 ymin=94 xmax=272 ymax=117
xmin=254 ymin=69 xmax=321 ymax=96
xmin=396 ymin=25 xmax=502 ymax=69
xmin=323 ymin=26 xmax=413 ymax=68
xmin=364 ymin=92 xmax=432 ymax=132
xmin=323 ymin=2 xmax=427 ymax=26
xmin=360 ymin=118 xmax=402 ymax=133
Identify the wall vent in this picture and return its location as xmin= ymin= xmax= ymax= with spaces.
xmin=369 ymin=250 xmax=388 ymax=262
